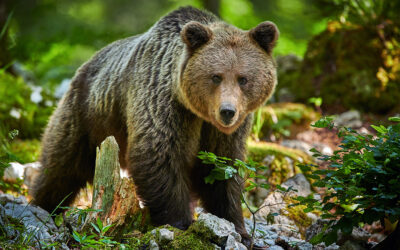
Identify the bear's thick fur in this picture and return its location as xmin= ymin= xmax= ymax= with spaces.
xmin=31 ymin=6 xmax=278 ymax=245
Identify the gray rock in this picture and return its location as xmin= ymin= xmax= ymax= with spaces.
xmin=334 ymin=110 xmax=362 ymax=128
xmin=312 ymin=142 xmax=333 ymax=155
xmin=23 ymin=162 xmax=40 ymax=188
xmin=262 ymin=155 xmax=276 ymax=167
xmin=3 ymin=161 xmax=41 ymax=188
xmin=347 ymin=227 xmax=370 ymax=242
xmin=314 ymin=243 xmax=340 ymax=250
xmin=281 ymin=140 xmax=313 ymax=156
xmin=149 ymin=239 xmax=159 ymax=250
xmin=281 ymin=173 xmax=312 ymax=197
xmin=4 ymin=162 xmax=25 ymax=181
xmin=0 ymin=193 xmax=27 ymax=205
xmin=157 ymin=228 xmax=174 ymax=242
xmin=225 ymin=234 xmax=247 ymax=250
xmin=295 ymin=241 xmax=313 ymax=250
xmin=244 ymin=219 xmax=300 ymax=246
xmin=0 ymin=194 xmax=67 ymax=247
xmin=256 ymin=174 xmax=312 ymax=227
xmin=268 ymin=245 xmax=284 ymax=250
xmin=194 ymin=213 xmax=241 ymax=245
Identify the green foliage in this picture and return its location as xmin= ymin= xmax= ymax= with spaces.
xmin=329 ymin=0 xmax=400 ymax=26
xmin=295 ymin=116 xmax=400 ymax=245
xmin=197 ymin=151 xmax=267 ymax=185
xmin=0 ymin=129 xmax=26 ymax=194
xmin=197 ymin=151 xmax=292 ymax=243
xmin=72 ymin=218 xmax=120 ymax=248
xmin=9 ymin=139 xmax=41 ymax=164
xmin=0 ymin=72 xmax=55 ymax=139
xmin=61 ymin=206 xmax=103 ymax=227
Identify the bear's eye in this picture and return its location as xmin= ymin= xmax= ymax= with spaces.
xmin=238 ymin=77 xmax=247 ymax=86
xmin=212 ymin=75 xmax=222 ymax=84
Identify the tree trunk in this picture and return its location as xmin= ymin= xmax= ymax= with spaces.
xmin=203 ymin=0 xmax=220 ymax=16
xmin=0 ymin=0 xmax=12 ymax=70
xmin=82 ymin=136 xmax=149 ymax=237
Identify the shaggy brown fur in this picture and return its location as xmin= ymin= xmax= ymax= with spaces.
xmin=31 ymin=6 xmax=278 ymax=246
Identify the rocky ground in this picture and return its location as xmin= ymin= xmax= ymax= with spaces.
xmin=1 ymin=110 xmax=387 ymax=249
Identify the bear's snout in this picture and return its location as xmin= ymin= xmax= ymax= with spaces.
xmin=219 ymin=103 xmax=236 ymax=126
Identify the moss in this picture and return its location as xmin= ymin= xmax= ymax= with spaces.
xmin=282 ymin=197 xmax=314 ymax=238
xmin=126 ymin=224 xmax=215 ymax=250
xmin=166 ymin=229 xmax=215 ymax=250
xmin=280 ymin=21 xmax=400 ymax=113
xmin=125 ymin=227 xmax=156 ymax=248
xmin=247 ymin=139 xmax=313 ymax=185
xmin=257 ymin=103 xmax=320 ymax=140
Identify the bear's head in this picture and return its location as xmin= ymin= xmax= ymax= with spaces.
xmin=179 ymin=20 xmax=279 ymax=134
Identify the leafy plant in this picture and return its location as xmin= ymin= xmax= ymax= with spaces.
xmin=60 ymin=206 xmax=102 ymax=227
xmin=198 ymin=151 xmax=291 ymax=249
xmin=294 ymin=116 xmax=400 ymax=246
xmin=0 ymin=129 xmax=26 ymax=194
xmin=72 ymin=217 xmax=121 ymax=248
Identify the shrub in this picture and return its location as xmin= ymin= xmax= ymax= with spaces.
xmin=295 ymin=116 xmax=400 ymax=245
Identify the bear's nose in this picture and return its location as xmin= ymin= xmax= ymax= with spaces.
xmin=219 ymin=103 xmax=236 ymax=125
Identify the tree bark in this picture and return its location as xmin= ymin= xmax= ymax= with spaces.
xmin=82 ymin=136 xmax=149 ymax=237
xmin=203 ymin=0 xmax=220 ymax=16
xmin=0 ymin=0 xmax=12 ymax=70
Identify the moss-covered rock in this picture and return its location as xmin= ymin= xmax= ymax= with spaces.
xmin=279 ymin=21 xmax=400 ymax=113
xmin=126 ymin=225 xmax=216 ymax=250
xmin=253 ymin=103 xmax=320 ymax=140
xmin=247 ymin=139 xmax=313 ymax=186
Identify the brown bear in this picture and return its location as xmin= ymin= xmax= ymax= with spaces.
xmin=31 ymin=6 xmax=278 ymax=247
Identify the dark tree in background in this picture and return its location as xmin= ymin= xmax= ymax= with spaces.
xmin=0 ymin=0 xmax=14 ymax=72
xmin=203 ymin=0 xmax=220 ymax=16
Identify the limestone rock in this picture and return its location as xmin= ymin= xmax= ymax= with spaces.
xmin=4 ymin=162 xmax=25 ymax=181
xmin=149 ymin=239 xmax=159 ymax=250
xmin=225 ymin=234 xmax=247 ymax=250
xmin=0 ymin=193 xmax=67 ymax=248
xmin=334 ymin=111 xmax=362 ymax=128
xmin=193 ymin=213 xmax=241 ymax=245
xmin=256 ymin=174 xmax=312 ymax=228
xmin=151 ymin=228 xmax=174 ymax=243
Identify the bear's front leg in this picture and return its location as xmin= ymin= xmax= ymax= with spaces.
xmin=127 ymin=133 xmax=194 ymax=230
xmin=191 ymin=116 xmax=253 ymax=244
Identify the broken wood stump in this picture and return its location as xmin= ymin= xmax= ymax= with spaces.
xmin=82 ymin=136 xmax=149 ymax=237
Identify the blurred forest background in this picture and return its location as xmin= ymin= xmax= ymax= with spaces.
xmin=0 ymin=0 xmax=399 ymax=162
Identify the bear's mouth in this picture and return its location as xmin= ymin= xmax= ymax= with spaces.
xmin=211 ymin=112 xmax=241 ymax=135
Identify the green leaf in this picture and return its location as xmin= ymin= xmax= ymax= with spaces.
xmin=371 ymin=125 xmax=387 ymax=134
xmin=259 ymin=183 xmax=270 ymax=190
xmin=91 ymin=222 xmax=100 ymax=233
xmin=388 ymin=117 xmax=400 ymax=122
xmin=309 ymin=232 xmax=324 ymax=244
xmin=312 ymin=117 xmax=334 ymax=128
xmin=72 ymin=231 xmax=82 ymax=243
xmin=54 ymin=213 xmax=64 ymax=227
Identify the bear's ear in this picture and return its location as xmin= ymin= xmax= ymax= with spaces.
xmin=181 ymin=21 xmax=212 ymax=52
xmin=249 ymin=21 xmax=279 ymax=54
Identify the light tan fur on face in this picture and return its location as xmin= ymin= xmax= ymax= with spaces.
xmin=180 ymin=22 xmax=277 ymax=134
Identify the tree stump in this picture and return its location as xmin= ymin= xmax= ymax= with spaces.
xmin=82 ymin=136 xmax=149 ymax=237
